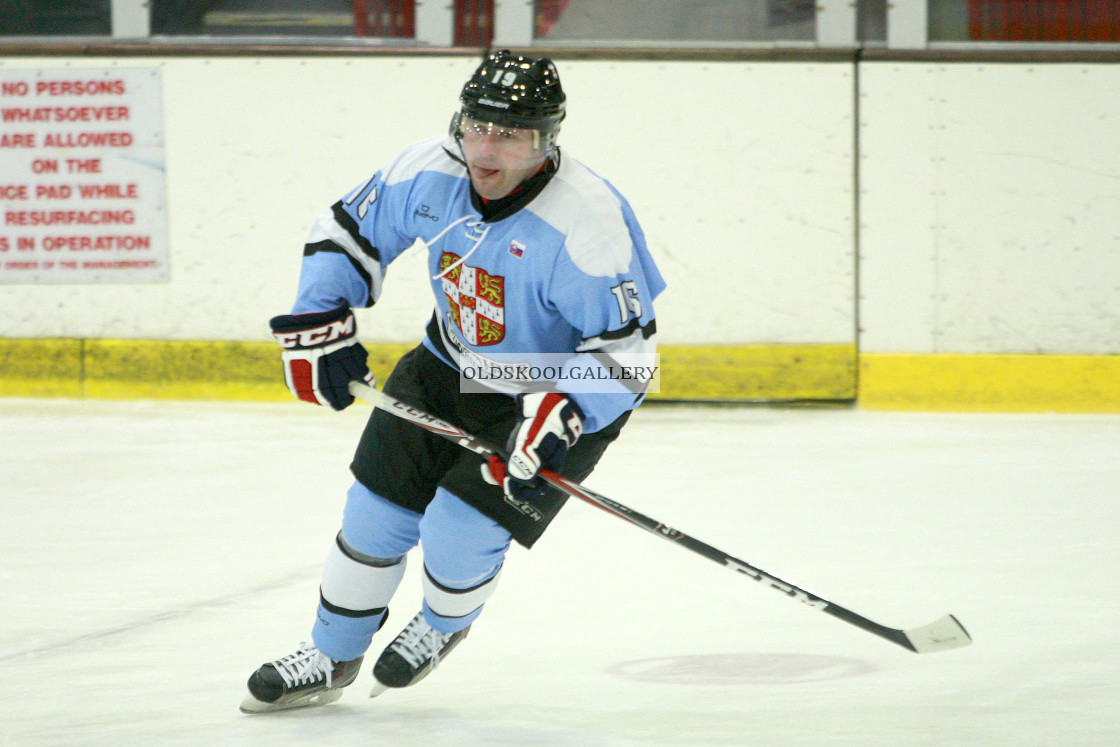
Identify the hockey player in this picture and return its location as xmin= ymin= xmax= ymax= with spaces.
xmin=241 ymin=50 xmax=665 ymax=713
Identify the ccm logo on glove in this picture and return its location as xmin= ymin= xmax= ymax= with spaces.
xmin=269 ymin=306 xmax=376 ymax=410
xmin=273 ymin=315 xmax=355 ymax=349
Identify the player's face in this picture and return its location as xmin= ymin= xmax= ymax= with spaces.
xmin=458 ymin=117 xmax=546 ymax=200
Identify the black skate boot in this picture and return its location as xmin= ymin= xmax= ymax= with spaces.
xmin=240 ymin=643 xmax=362 ymax=713
xmin=370 ymin=612 xmax=470 ymax=696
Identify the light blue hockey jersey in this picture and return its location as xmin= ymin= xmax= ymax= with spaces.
xmin=290 ymin=136 xmax=666 ymax=432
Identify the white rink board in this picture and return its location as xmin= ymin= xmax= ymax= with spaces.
xmin=4 ymin=56 xmax=1117 ymax=357
xmin=0 ymin=56 xmax=855 ymax=346
xmin=559 ymin=61 xmax=856 ymax=345
xmin=859 ymin=62 xmax=1120 ymax=354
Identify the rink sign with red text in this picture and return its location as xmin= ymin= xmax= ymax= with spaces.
xmin=0 ymin=68 xmax=168 ymax=284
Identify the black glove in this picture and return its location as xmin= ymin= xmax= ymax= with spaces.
xmin=269 ymin=306 xmax=376 ymax=410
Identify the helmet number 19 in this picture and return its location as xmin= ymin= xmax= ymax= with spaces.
xmin=492 ymin=71 xmax=518 ymax=87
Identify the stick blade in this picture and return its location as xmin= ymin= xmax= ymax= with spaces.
xmin=904 ymin=614 xmax=972 ymax=653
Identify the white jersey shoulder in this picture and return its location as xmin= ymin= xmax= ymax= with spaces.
xmin=530 ymin=153 xmax=633 ymax=278
xmin=373 ymin=136 xmax=462 ymax=188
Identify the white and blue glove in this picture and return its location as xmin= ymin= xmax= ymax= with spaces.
xmin=483 ymin=392 xmax=584 ymax=502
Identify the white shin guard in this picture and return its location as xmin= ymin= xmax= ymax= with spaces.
xmin=320 ymin=533 xmax=407 ymax=614
xmin=421 ymin=563 xmax=503 ymax=620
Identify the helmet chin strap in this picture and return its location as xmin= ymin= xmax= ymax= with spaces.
xmin=448 ymin=111 xmax=464 ymax=139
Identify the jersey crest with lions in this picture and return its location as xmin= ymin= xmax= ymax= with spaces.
xmin=439 ymin=251 xmax=506 ymax=346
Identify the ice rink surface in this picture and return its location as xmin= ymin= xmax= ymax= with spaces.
xmin=2 ymin=396 xmax=1118 ymax=746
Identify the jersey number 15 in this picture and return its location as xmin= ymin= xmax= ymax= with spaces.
xmin=610 ymin=280 xmax=642 ymax=323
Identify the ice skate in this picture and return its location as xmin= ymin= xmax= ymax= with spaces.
xmin=369 ymin=612 xmax=469 ymax=696
xmin=240 ymin=643 xmax=362 ymax=713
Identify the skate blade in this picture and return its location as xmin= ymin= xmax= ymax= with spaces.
xmin=239 ymin=686 xmax=345 ymax=714
xmin=369 ymin=680 xmax=389 ymax=699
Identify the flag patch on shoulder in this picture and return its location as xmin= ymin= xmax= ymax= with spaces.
xmin=508 ymin=240 xmax=526 ymax=258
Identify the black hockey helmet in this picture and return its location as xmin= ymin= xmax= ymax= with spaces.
xmin=456 ymin=50 xmax=566 ymax=143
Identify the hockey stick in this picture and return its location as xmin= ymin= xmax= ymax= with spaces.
xmin=347 ymin=381 xmax=971 ymax=654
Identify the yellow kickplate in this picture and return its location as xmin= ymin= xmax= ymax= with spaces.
xmin=652 ymin=343 xmax=856 ymax=401
xmin=859 ymin=353 xmax=1120 ymax=412
xmin=0 ymin=338 xmax=857 ymax=403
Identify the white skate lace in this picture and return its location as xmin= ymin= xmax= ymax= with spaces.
xmin=391 ymin=616 xmax=452 ymax=670
xmin=273 ymin=643 xmax=335 ymax=689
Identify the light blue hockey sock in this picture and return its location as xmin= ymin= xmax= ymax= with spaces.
xmin=418 ymin=488 xmax=512 ymax=634
xmin=312 ymin=482 xmax=421 ymax=661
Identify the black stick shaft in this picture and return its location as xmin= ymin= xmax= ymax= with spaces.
xmin=348 ymin=382 xmax=967 ymax=654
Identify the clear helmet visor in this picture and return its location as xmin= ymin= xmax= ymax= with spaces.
xmin=452 ymin=111 xmax=556 ymax=168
